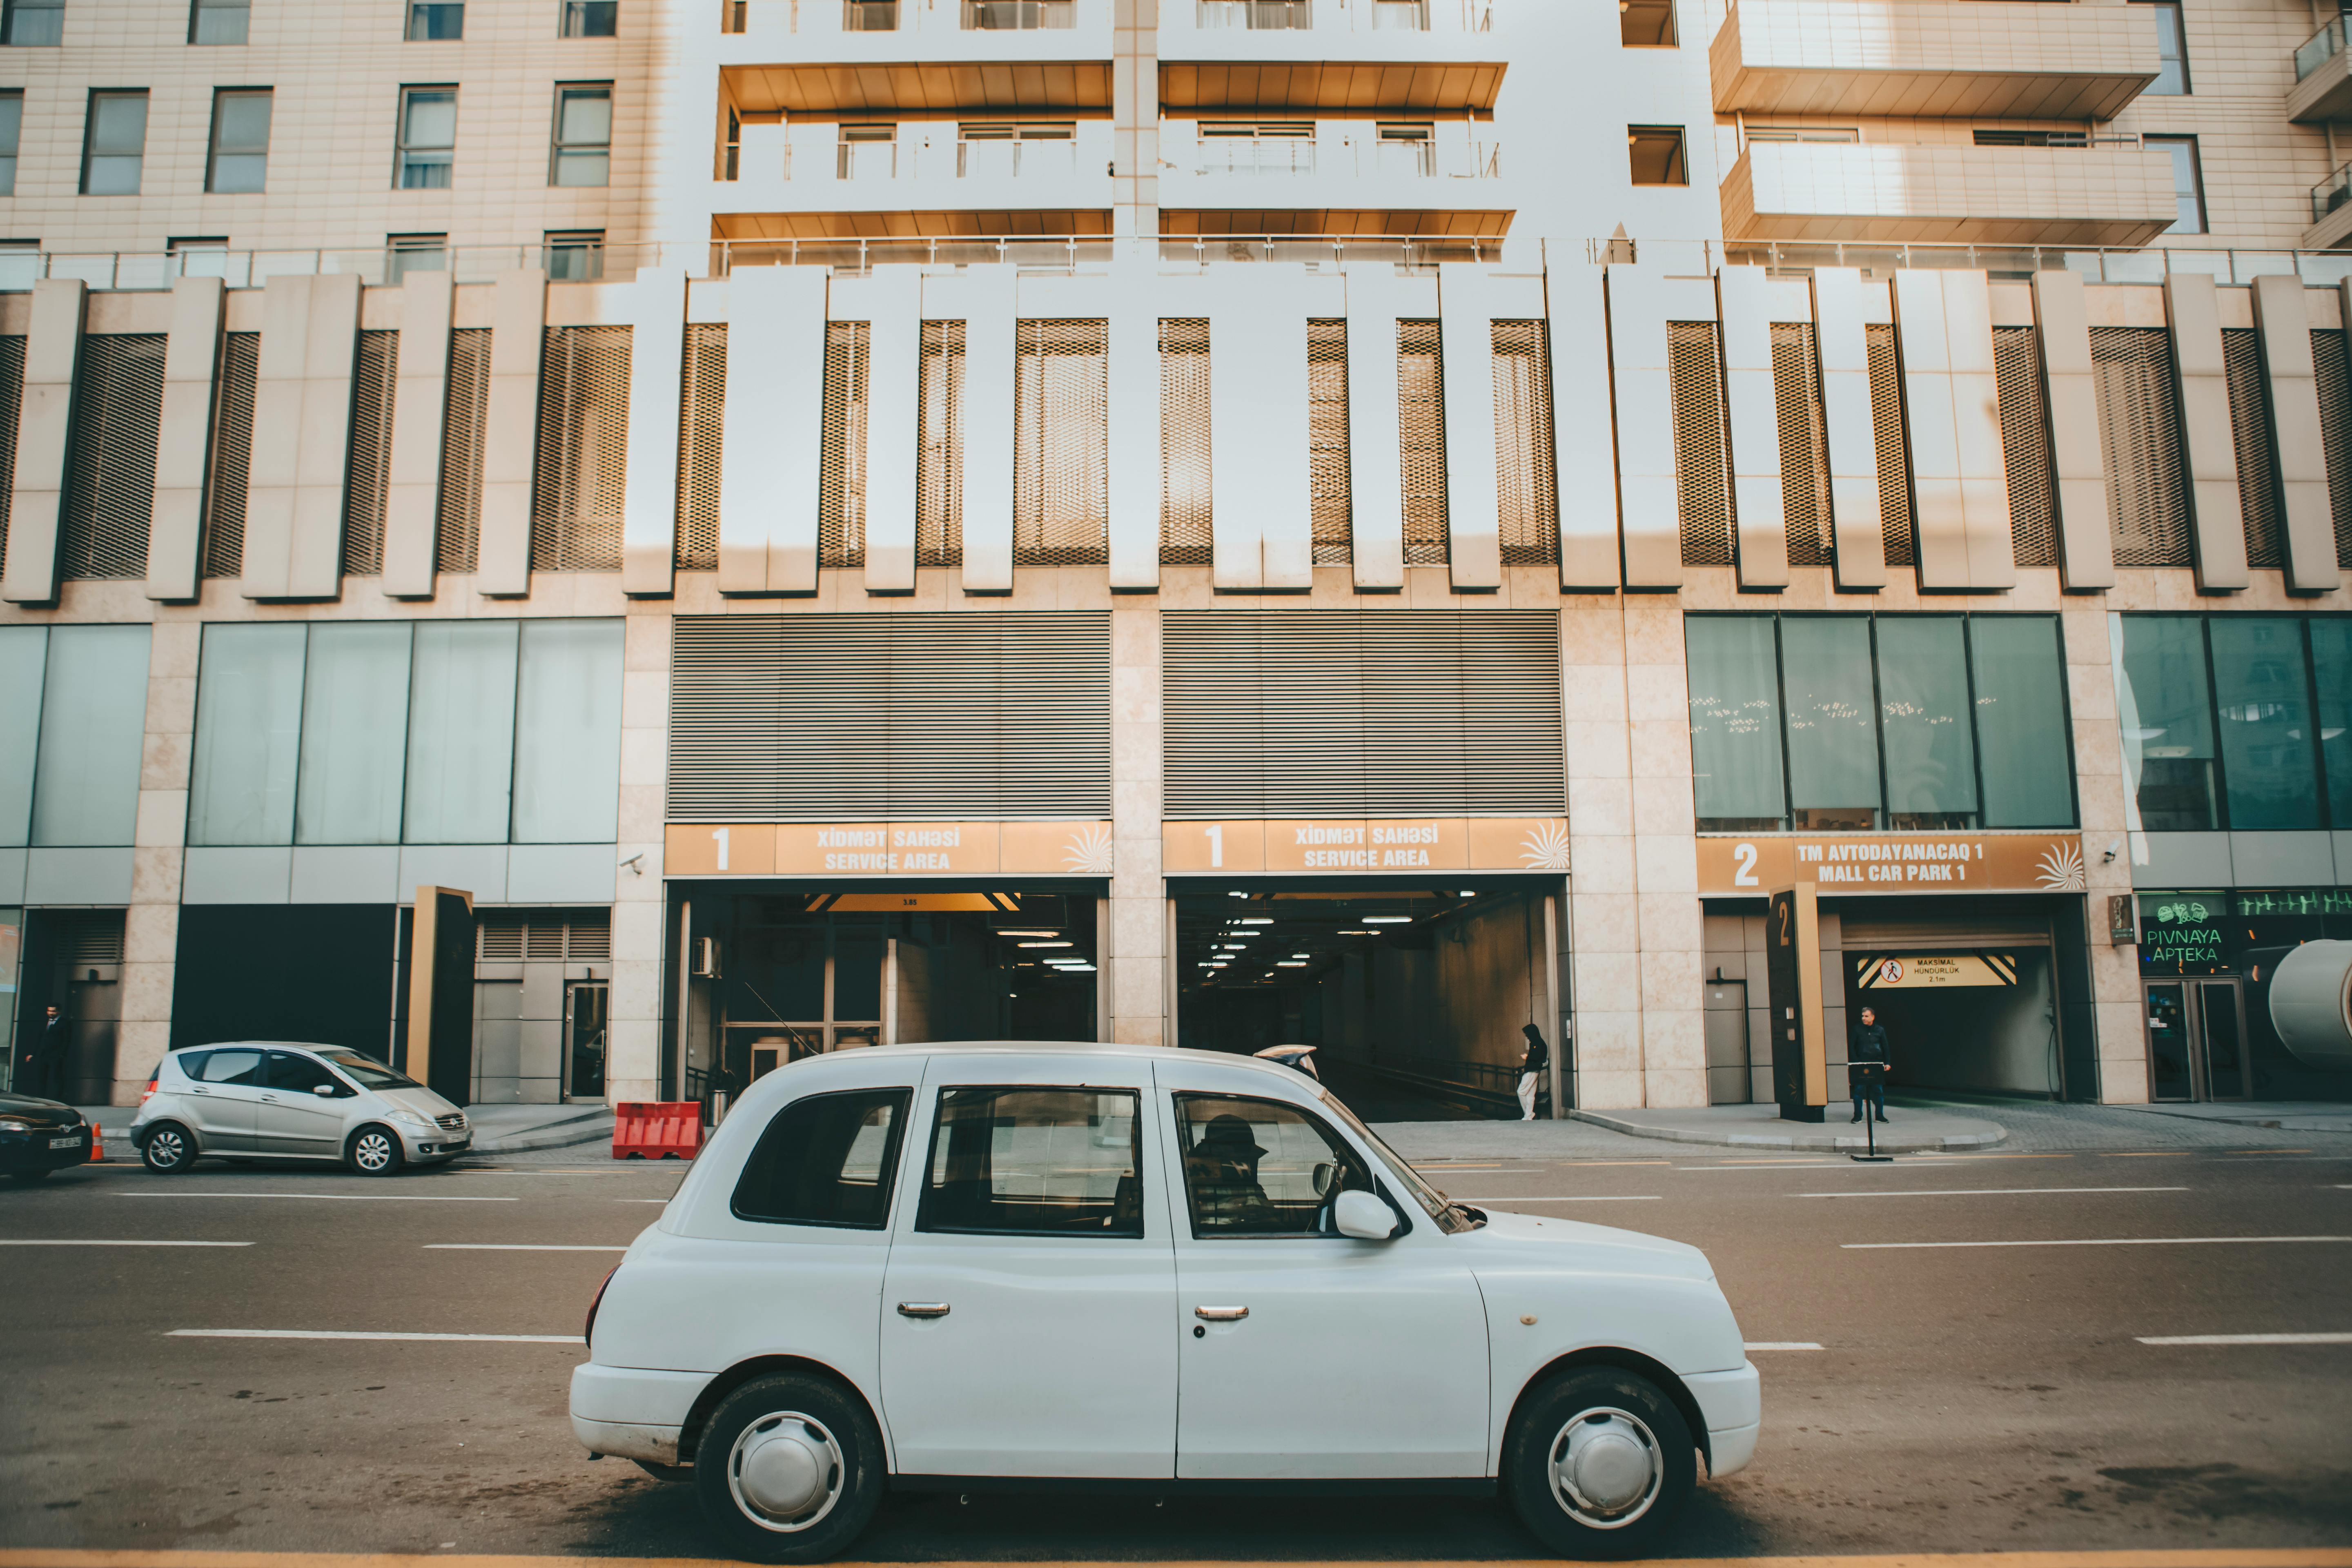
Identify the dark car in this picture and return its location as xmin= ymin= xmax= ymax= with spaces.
xmin=0 ymin=1090 xmax=92 ymax=1184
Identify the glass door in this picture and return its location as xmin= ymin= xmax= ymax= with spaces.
xmin=564 ymin=981 xmax=608 ymax=1101
xmin=2145 ymin=982 xmax=2194 ymax=1101
xmin=2194 ymin=979 xmax=2249 ymax=1101
xmin=2143 ymin=978 xmax=2249 ymax=1101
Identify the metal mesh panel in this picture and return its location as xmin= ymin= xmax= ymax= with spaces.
xmin=437 ymin=327 xmax=491 ymax=573
xmin=1993 ymin=325 xmax=2056 ymax=569
xmin=2091 ymin=325 xmax=2189 ymax=568
xmin=1771 ymin=321 xmax=1832 ymax=568
xmin=2223 ymin=328 xmax=2282 ymax=569
xmin=1014 ymin=318 xmax=1109 ymax=566
xmin=675 ymin=322 xmax=726 ymax=571
xmin=1868 ymin=322 xmax=1916 ymax=567
xmin=1669 ymin=321 xmax=1731 ymax=567
xmin=2315 ymin=329 xmax=2352 ymax=568
xmin=918 ymin=320 xmax=964 ymax=568
xmin=0 ymin=336 xmax=22 ymax=571
xmin=1398 ymin=319 xmax=1447 ymax=566
xmin=820 ymin=320 xmax=869 ymax=569
xmin=1491 ymin=320 xmax=1559 ymax=567
xmin=1308 ymin=318 xmax=1350 ymax=566
xmin=478 ymin=912 xmax=610 ymax=963
xmin=342 ymin=329 xmax=399 ymax=576
xmin=59 ymin=334 xmax=166 ymax=580
xmin=1159 ymin=317 xmax=1212 ymax=566
xmin=203 ymin=332 xmax=259 ymax=579
xmin=533 ymin=325 xmax=630 ymax=572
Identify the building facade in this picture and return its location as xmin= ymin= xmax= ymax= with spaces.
xmin=2 ymin=0 xmax=2351 ymax=1116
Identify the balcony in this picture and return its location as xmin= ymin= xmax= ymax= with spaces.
xmin=1721 ymin=139 xmax=2181 ymax=247
xmin=1158 ymin=122 xmax=1506 ymax=236
xmin=2310 ymin=161 xmax=2352 ymax=250
xmin=719 ymin=0 xmax=1107 ymax=55
xmin=2289 ymin=16 xmax=2352 ymax=122
xmin=1711 ymin=0 xmax=2158 ymax=120
xmin=1160 ymin=0 xmax=1501 ymax=109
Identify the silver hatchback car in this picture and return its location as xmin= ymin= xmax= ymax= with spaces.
xmin=130 ymin=1042 xmax=472 ymax=1176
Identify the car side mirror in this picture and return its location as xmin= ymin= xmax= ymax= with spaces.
xmin=312 ymin=1084 xmax=336 ymax=1097
xmin=1311 ymin=1161 xmax=1336 ymax=1198
xmin=1333 ymin=1189 xmax=1399 ymax=1241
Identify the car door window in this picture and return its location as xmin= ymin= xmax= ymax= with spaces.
xmin=732 ymin=1088 xmax=911 ymax=1228
xmin=1172 ymin=1093 xmax=1375 ymax=1238
xmin=917 ymin=1086 xmax=1143 ymax=1237
xmin=266 ymin=1051 xmax=345 ymax=1096
xmin=194 ymin=1048 xmax=266 ymax=1085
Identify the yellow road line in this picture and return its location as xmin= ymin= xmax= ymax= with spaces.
xmin=7 ymin=1550 xmax=2352 ymax=1568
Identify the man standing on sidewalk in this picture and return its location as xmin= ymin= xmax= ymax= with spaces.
xmin=33 ymin=1004 xmax=73 ymax=1102
xmin=1849 ymin=1005 xmax=1890 ymax=1125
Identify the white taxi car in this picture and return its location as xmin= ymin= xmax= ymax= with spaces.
xmin=572 ymin=1042 xmax=1760 ymax=1561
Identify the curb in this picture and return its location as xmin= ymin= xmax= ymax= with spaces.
xmin=470 ymin=1109 xmax=616 ymax=1154
xmin=1568 ymin=1108 xmax=2008 ymax=1154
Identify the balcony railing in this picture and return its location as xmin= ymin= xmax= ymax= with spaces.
xmin=1372 ymin=0 xmax=1426 ymax=26
xmin=0 ymin=243 xmax=670 ymax=292
xmin=1722 ymin=238 xmax=2352 ymax=288
xmin=957 ymin=137 xmax=1079 ymax=178
xmin=2317 ymin=161 xmax=2352 ymax=224
xmin=964 ymin=0 xmax=1074 ymax=27
xmin=836 ymin=140 xmax=898 ymax=179
xmin=2296 ymin=15 xmax=2345 ymax=80
xmin=1375 ymin=138 xmax=1434 ymax=178
xmin=1196 ymin=0 xmax=1311 ymax=28
xmin=1196 ymin=137 xmax=1316 ymax=175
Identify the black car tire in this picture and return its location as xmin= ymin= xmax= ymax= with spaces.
xmin=140 ymin=1122 xmax=197 ymax=1174
xmin=9 ymin=1169 xmax=50 ymax=1184
xmin=346 ymin=1125 xmax=405 ymax=1177
xmin=693 ymin=1372 xmax=884 ymax=1564
xmin=1503 ymin=1366 xmax=1696 ymax=1560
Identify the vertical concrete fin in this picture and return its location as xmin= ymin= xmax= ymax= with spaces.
xmin=1210 ymin=267 xmax=1310 ymax=592
xmin=1108 ymin=258 xmax=1164 ymax=592
xmin=475 ymin=268 xmax=547 ymax=599
xmin=1606 ymin=264 xmax=1682 ymax=590
xmin=1439 ymin=268 xmax=1502 ymax=592
xmin=621 ymin=265 xmax=688 ymax=599
xmin=855 ymin=268 xmax=922 ymax=597
xmin=2159 ymin=272 xmax=2244 ymax=592
xmin=0 ymin=278 xmax=84 ymax=604
xmin=146 ymin=276 xmax=224 ymax=603
xmin=1342 ymin=263 xmax=1409 ymax=591
xmin=1544 ymin=256 xmax=1621 ymax=592
xmin=1812 ymin=267 xmax=1885 ymax=590
xmin=2252 ymin=275 xmax=2340 ymax=595
xmin=958 ymin=270 xmax=1017 ymax=595
xmin=1893 ymin=270 xmax=1967 ymax=589
xmin=1943 ymin=271 xmax=2014 ymax=590
xmin=1716 ymin=265 xmax=1788 ymax=591
xmin=240 ymin=273 xmax=311 ymax=599
xmin=716 ymin=267 xmax=820 ymax=595
xmin=2038 ymin=269 xmax=2118 ymax=592
xmin=381 ymin=269 xmax=453 ymax=600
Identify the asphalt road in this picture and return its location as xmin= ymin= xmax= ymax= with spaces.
xmin=2 ymin=1132 xmax=2349 ymax=1562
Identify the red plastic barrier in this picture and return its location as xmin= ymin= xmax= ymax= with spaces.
xmin=613 ymin=1101 xmax=702 ymax=1160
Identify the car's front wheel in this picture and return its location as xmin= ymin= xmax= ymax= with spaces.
xmin=1504 ymin=1366 xmax=1696 ymax=1559
xmin=140 ymin=1123 xmax=197 ymax=1174
xmin=693 ymin=1372 xmax=883 ymax=1564
xmin=346 ymin=1125 xmax=405 ymax=1177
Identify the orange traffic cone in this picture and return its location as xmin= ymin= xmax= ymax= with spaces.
xmin=88 ymin=1121 xmax=104 ymax=1163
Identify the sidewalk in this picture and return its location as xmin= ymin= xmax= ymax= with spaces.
xmin=1573 ymin=1100 xmax=2005 ymax=1153
xmin=2115 ymin=1100 xmax=2352 ymax=1133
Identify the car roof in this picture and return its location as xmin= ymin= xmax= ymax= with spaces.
xmin=170 ymin=1041 xmax=339 ymax=1054
xmin=838 ymin=1040 xmax=1303 ymax=1083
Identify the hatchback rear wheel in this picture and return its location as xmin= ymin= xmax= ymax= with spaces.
xmin=694 ymin=1372 xmax=883 ymax=1563
xmin=1504 ymin=1366 xmax=1695 ymax=1559
xmin=346 ymin=1125 xmax=405 ymax=1177
xmin=140 ymin=1123 xmax=196 ymax=1174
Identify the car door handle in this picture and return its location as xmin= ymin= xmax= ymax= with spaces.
xmin=1193 ymin=1305 xmax=1249 ymax=1322
xmin=896 ymin=1302 xmax=950 ymax=1319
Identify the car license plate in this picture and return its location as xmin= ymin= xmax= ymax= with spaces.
xmin=48 ymin=1135 xmax=80 ymax=1149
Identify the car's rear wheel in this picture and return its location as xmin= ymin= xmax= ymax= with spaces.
xmin=693 ymin=1372 xmax=883 ymax=1564
xmin=346 ymin=1125 xmax=405 ymax=1177
xmin=140 ymin=1123 xmax=196 ymax=1174
xmin=1504 ymin=1366 xmax=1695 ymax=1559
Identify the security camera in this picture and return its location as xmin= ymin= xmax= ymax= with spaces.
xmin=619 ymin=851 xmax=645 ymax=877
xmin=2101 ymin=839 xmax=2121 ymax=864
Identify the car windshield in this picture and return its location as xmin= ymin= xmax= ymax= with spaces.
xmin=316 ymin=1050 xmax=420 ymax=1090
xmin=1317 ymin=1088 xmax=1476 ymax=1234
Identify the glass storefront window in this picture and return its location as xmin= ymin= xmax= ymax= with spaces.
xmin=404 ymin=621 xmax=520 ymax=844
xmin=31 ymin=625 xmax=151 ymax=847
xmin=0 ymin=626 xmax=47 ymax=848
xmin=2114 ymin=615 xmax=2217 ymax=832
xmin=1779 ymin=617 xmax=1880 ymax=831
xmin=189 ymin=624 xmax=307 ymax=846
xmin=2207 ymin=618 xmax=2319 ymax=830
xmin=2306 ymin=620 xmax=2352 ymax=829
xmin=296 ymin=623 xmax=414 ymax=846
xmin=511 ymin=619 xmax=624 ymax=844
xmin=1686 ymin=616 xmax=1785 ymax=832
xmin=1969 ymin=615 xmax=2075 ymax=829
xmin=1874 ymin=615 xmax=1976 ymax=830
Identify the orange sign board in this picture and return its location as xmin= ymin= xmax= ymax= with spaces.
xmin=1697 ymin=833 xmax=2088 ymax=896
xmin=664 ymin=822 xmax=1116 ymax=878
xmin=1163 ymin=818 xmax=1572 ymax=875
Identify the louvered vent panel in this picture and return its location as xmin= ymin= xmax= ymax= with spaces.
xmin=676 ymin=323 xmax=726 ymax=571
xmin=59 ymin=334 xmax=165 ymax=580
xmin=1669 ymin=321 xmax=1731 ymax=567
xmin=1397 ymin=319 xmax=1448 ymax=566
xmin=2091 ymin=325 xmax=2190 ymax=567
xmin=51 ymin=908 xmax=125 ymax=966
xmin=1491 ymin=321 xmax=1559 ymax=567
xmin=668 ymin=612 xmax=1110 ymax=821
xmin=1993 ymin=325 xmax=2056 ymax=568
xmin=1771 ymin=321 xmax=1832 ymax=568
xmin=2315 ymin=330 xmax=2352 ymax=568
xmin=526 ymin=921 xmax=567 ymax=960
xmin=0 ymin=336 xmax=23 ymax=570
xmin=917 ymin=320 xmax=964 ymax=568
xmin=1014 ymin=319 xmax=1109 ymax=566
xmin=202 ymin=332 xmax=259 ymax=579
xmin=477 ymin=917 xmax=525 ymax=960
xmin=1308 ymin=318 xmax=1351 ymax=566
xmin=1868 ymin=323 xmax=1916 ymax=567
xmin=1163 ymin=610 xmax=1564 ymax=820
xmin=1159 ymin=317 xmax=1212 ymax=566
xmin=820 ymin=320 xmax=869 ymax=568
xmin=341 ymin=330 xmax=399 ymax=576
xmin=437 ymin=327 xmax=492 ymax=573
xmin=566 ymin=913 xmax=612 ymax=960
xmin=534 ymin=325 xmax=630 ymax=572
xmin=2223 ymin=328 xmax=2283 ymax=568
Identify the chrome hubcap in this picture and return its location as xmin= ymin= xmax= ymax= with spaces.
xmin=150 ymin=1131 xmax=184 ymax=1166
xmin=354 ymin=1133 xmax=392 ymax=1171
xmin=727 ymin=1412 xmax=843 ymax=1532
xmin=1548 ymin=1406 xmax=1664 ymax=1529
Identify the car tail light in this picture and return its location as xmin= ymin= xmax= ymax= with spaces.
xmin=585 ymin=1264 xmax=619 ymax=1351
xmin=139 ymin=1074 xmax=157 ymax=1106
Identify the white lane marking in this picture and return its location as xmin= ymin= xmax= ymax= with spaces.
xmin=1798 ymin=1187 xmax=2188 ymax=1199
xmin=1676 ymin=1161 xmax=1967 ymax=1171
xmin=0 ymin=1239 xmax=253 ymax=1247
xmin=616 ymin=1198 xmax=668 ymax=1204
xmin=1454 ymin=1196 xmax=1663 ymax=1203
xmin=169 ymin=1329 xmax=583 ymax=1343
xmin=120 ymin=1192 xmax=518 ymax=1202
xmin=2137 ymin=1332 xmax=2352 ymax=1346
xmin=1743 ymin=1341 xmax=1824 ymax=1351
xmin=1846 ymin=1236 xmax=2352 ymax=1250
xmin=422 ymin=1244 xmax=628 ymax=1252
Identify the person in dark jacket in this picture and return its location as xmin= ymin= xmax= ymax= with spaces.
xmin=1849 ymin=1005 xmax=1889 ymax=1124
xmin=1516 ymin=1024 xmax=1550 ymax=1121
xmin=33 ymin=1005 xmax=72 ymax=1102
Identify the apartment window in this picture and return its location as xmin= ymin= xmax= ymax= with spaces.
xmin=396 ymin=87 xmax=456 ymax=188
xmin=1376 ymin=123 xmax=1434 ymax=178
xmin=1371 ymin=0 xmax=1425 ymax=28
xmin=842 ymin=0 xmax=896 ymax=27
xmin=169 ymin=236 xmax=231 ymax=277
xmin=2138 ymin=0 xmax=2189 ymax=94
xmin=1628 ymin=125 xmax=1686 ymax=185
xmin=1194 ymin=0 xmax=1307 ymax=28
xmin=387 ymin=232 xmax=448 ymax=282
xmin=2148 ymin=134 xmax=2206 ymax=234
xmin=405 ymin=1 xmax=462 ymax=37
xmin=837 ymin=122 xmax=894 ymax=180
xmin=550 ymin=85 xmax=612 ymax=187
xmin=1620 ymin=0 xmax=1675 ymax=46
xmin=1974 ymin=128 xmax=2094 ymax=148
xmin=206 ymin=89 xmax=271 ymax=194
xmin=561 ymin=0 xmax=616 ymax=35
xmin=0 ymin=92 xmax=19 ymax=195
xmin=545 ymin=229 xmax=604 ymax=281
xmin=189 ymin=0 xmax=247 ymax=43
xmin=81 ymin=91 xmax=148 ymax=196
xmin=723 ymin=106 xmax=739 ymax=180
xmin=1 ymin=0 xmax=63 ymax=45
xmin=966 ymin=0 xmax=1074 ymax=26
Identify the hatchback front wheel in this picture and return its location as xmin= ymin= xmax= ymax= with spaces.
xmin=1504 ymin=1366 xmax=1696 ymax=1559
xmin=346 ymin=1125 xmax=405 ymax=1177
xmin=694 ymin=1372 xmax=883 ymax=1563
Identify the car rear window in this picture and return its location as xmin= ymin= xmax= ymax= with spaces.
xmin=187 ymin=1048 xmax=266 ymax=1085
xmin=732 ymin=1088 xmax=911 ymax=1229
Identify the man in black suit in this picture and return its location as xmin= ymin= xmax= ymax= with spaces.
xmin=1849 ymin=1005 xmax=1890 ymax=1125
